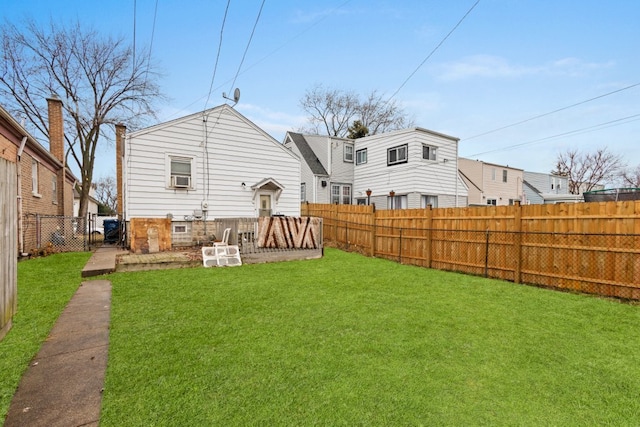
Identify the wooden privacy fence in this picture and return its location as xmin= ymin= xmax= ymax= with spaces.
xmin=301 ymin=201 xmax=640 ymax=300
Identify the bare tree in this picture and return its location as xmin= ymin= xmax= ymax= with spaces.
xmin=299 ymin=84 xmax=413 ymax=138
xmin=0 ymin=19 xmax=163 ymax=217
xmin=94 ymin=176 xmax=117 ymax=214
xmin=617 ymin=165 xmax=640 ymax=187
xmin=553 ymin=147 xmax=625 ymax=194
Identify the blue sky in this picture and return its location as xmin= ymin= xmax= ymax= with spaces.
xmin=4 ymin=0 xmax=640 ymax=181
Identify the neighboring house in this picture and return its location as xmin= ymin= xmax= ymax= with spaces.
xmin=121 ymin=104 xmax=301 ymax=243
xmin=522 ymin=171 xmax=582 ymax=204
xmin=73 ymin=184 xmax=100 ymax=217
xmin=0 ymin=98 xmax=76 ymax=256
xmin=283 ymin=132 xmax=354 ymax=204
xmin=458 ymin=158 xmax=523 ymax=206
xmin=353 ymin=128 xmax=467 ymax=209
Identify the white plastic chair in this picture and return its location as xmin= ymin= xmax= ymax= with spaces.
xmin=213 ymin=228 xmax=231 ymax=248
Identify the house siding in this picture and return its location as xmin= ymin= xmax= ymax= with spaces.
xmin=125 ymin=106 xmax=301 ymax=219
xmin=459 ymin=158 xmax=523 ymax=206
xmin=354 ymin=128 xmax=465 ymax=209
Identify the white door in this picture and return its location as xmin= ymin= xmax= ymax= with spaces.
xmin=259 ymin=194 xmax=272 ymax=217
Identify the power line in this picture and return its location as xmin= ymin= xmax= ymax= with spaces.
xmin=467 ymin=113 xmax=640 ymax=158
xmin=227 ymin=0 xmax=266 ymax=97
xmin=160 ymin=0 xmax=353 ymax=122
xmin=387 ymin=0 xmax=481 ymax=103
xmin=203 ymin=0 xmax=231 ymax=112
xmin=463 ymin=82 xmax=640 ymax=141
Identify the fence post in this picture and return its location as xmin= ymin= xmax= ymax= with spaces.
xmin=370 ymin=205 xmax=376 ymax=257
xmin=514 ymin=201 xmax=522 ymax=283
xmin=426 ymin=205 xmax=433 ymax=268
xmin=345 ymin=220 xmax=349 ymax=249
xmin=399 ymin=227 xmax=403 ymax=264
xmin=484 ymin=229 xmax=490 ymax=278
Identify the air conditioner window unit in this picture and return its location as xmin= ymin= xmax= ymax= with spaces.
xmin=172 ymin=175 xmax=191 ymax=188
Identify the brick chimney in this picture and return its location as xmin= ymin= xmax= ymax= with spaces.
xmin=47 ymin=95 xmax=64 ymax=162
xmin=115 ymin=123 xmax=126 ymax=218
xmin=47 ymin=95 xmax=66 ymax=213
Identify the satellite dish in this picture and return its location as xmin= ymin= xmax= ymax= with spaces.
xmin=222 ymin=88 xmax=241 ymax=105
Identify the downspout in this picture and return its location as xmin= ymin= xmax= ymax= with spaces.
xmin=17 ymin=136 xmax=27 ymax=256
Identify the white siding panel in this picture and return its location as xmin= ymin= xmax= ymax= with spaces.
xmin=354 ymin=128 xmax=465 ymax=208
xmin=125 ymin=106 xmax=300 ymax=219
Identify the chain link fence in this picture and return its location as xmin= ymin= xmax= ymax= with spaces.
xmin=23 ymin=215 xmax=90 ymax=255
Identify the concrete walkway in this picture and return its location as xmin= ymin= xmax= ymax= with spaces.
xmin=4 ymin=246 xmax=122 ymax=427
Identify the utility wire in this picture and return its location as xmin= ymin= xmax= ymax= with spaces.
xmin=387 ymin=0 xmax=481 ymax=103
xmin=464 ymin=82 xmax=640 ymax=141
xmin=204 ymin=0 xmax=231 ymax=112
xmin=227 ymin=0 xmax=266 ymax=97
xmin=467 ymin=113 xmax=640 ymax=157
xmin=160 ymin=0 xmax=352 ymax=122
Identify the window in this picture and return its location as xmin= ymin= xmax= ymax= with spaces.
xmin=167 ymin=155 xmax=194 ymax=189
xmin=342 ymin=186 xmax=351 ymax=205
xmin=387 ymin=144 xmax=408 ymax=166
xmin=173 ymin=224 xmax=188 ymax=233
xmin=491 ymin=168 xmax=496 ymax=181
xmin=52 ymin=177 xmax=57 ymax=204
xmin=502 ymin=169 xmax=508 ymax=183
xmin=388 ymin=194 xmax=407 ymax=209
xmin=344 ymin=144 xmax=354 ymax=162
xmin=422 ymin=144 xmax=437 ymax=161
xmin=356 ymin=148 xmax=367 ymax=165
xmin=421 ymin=195 xmax=438 ymax=208
xmin=300 ymin=183 xmax=306 ymax=202
xmin=331 ymin=184 xmax=351 ymax=204
xmin=31 ymin=159 xmax=40 ymax=196
xmin=487 ymin=198 xmax=497 ymax=206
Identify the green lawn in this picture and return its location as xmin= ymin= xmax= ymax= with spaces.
xmin=100 ymin=248 xmax=640 ymax=426
xmin=0 ymin=252 xmax=92 ymax=420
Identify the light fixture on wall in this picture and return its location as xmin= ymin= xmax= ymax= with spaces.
xmin=366 ymin=189 xmax=372 ymax=205
xmin=241 ymin=182 xmax=246 ymax=187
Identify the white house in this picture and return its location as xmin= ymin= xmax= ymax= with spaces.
xmin=458 ymin=158 xmax=524 ymax=206
xmin=122 ymin=105 xmax=301 ymax=223
xmin=353 ymin=127 xmax=467 ymax=209
xmin=283 ymin=132 xmax=354 ymax=204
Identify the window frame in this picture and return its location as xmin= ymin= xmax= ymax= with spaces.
xmin=388 ymin=194 xmax=407 ymax=210
xmin=300 ymin=182 xmax=306 ymax=202
xmin=331 ymin=183 xmax=352 ymax=205
xmin=52 ymin=176 xmax=58 ymax=205
xmin=166 ymin=154 xmax=195 ymax=190
xmin=356 ymin=148 xmax=367 ymax=165
xmin=31 ymin=159 xmax=39 ymax=195
xmin=422 ymin=144 xmax=437 ymax=161
xmin=387 ymin=144 xmax=408 ymax=166
xmin=421 ymin=194 xmax=438 ymax=208
xmin=502 ymin=169 xmax=508 ymax=183
xmin=344 ymin=144 xmax=354 ymax=162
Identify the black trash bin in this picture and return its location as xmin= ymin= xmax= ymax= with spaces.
xmin=103 ymin=219 xmax=120 ymax=244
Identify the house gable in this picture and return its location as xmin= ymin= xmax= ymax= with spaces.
xmin=125 ymin=105 xmax=301 ymax=219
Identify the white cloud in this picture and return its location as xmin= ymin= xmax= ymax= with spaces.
xmin=436 ymin=55 xmax=614 ymax=81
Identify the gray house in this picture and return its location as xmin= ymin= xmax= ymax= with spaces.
xmin=283 ymin=132 xmax=354 ymax=205
xmin=522 ymin=171 xmax=581 ymax=204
